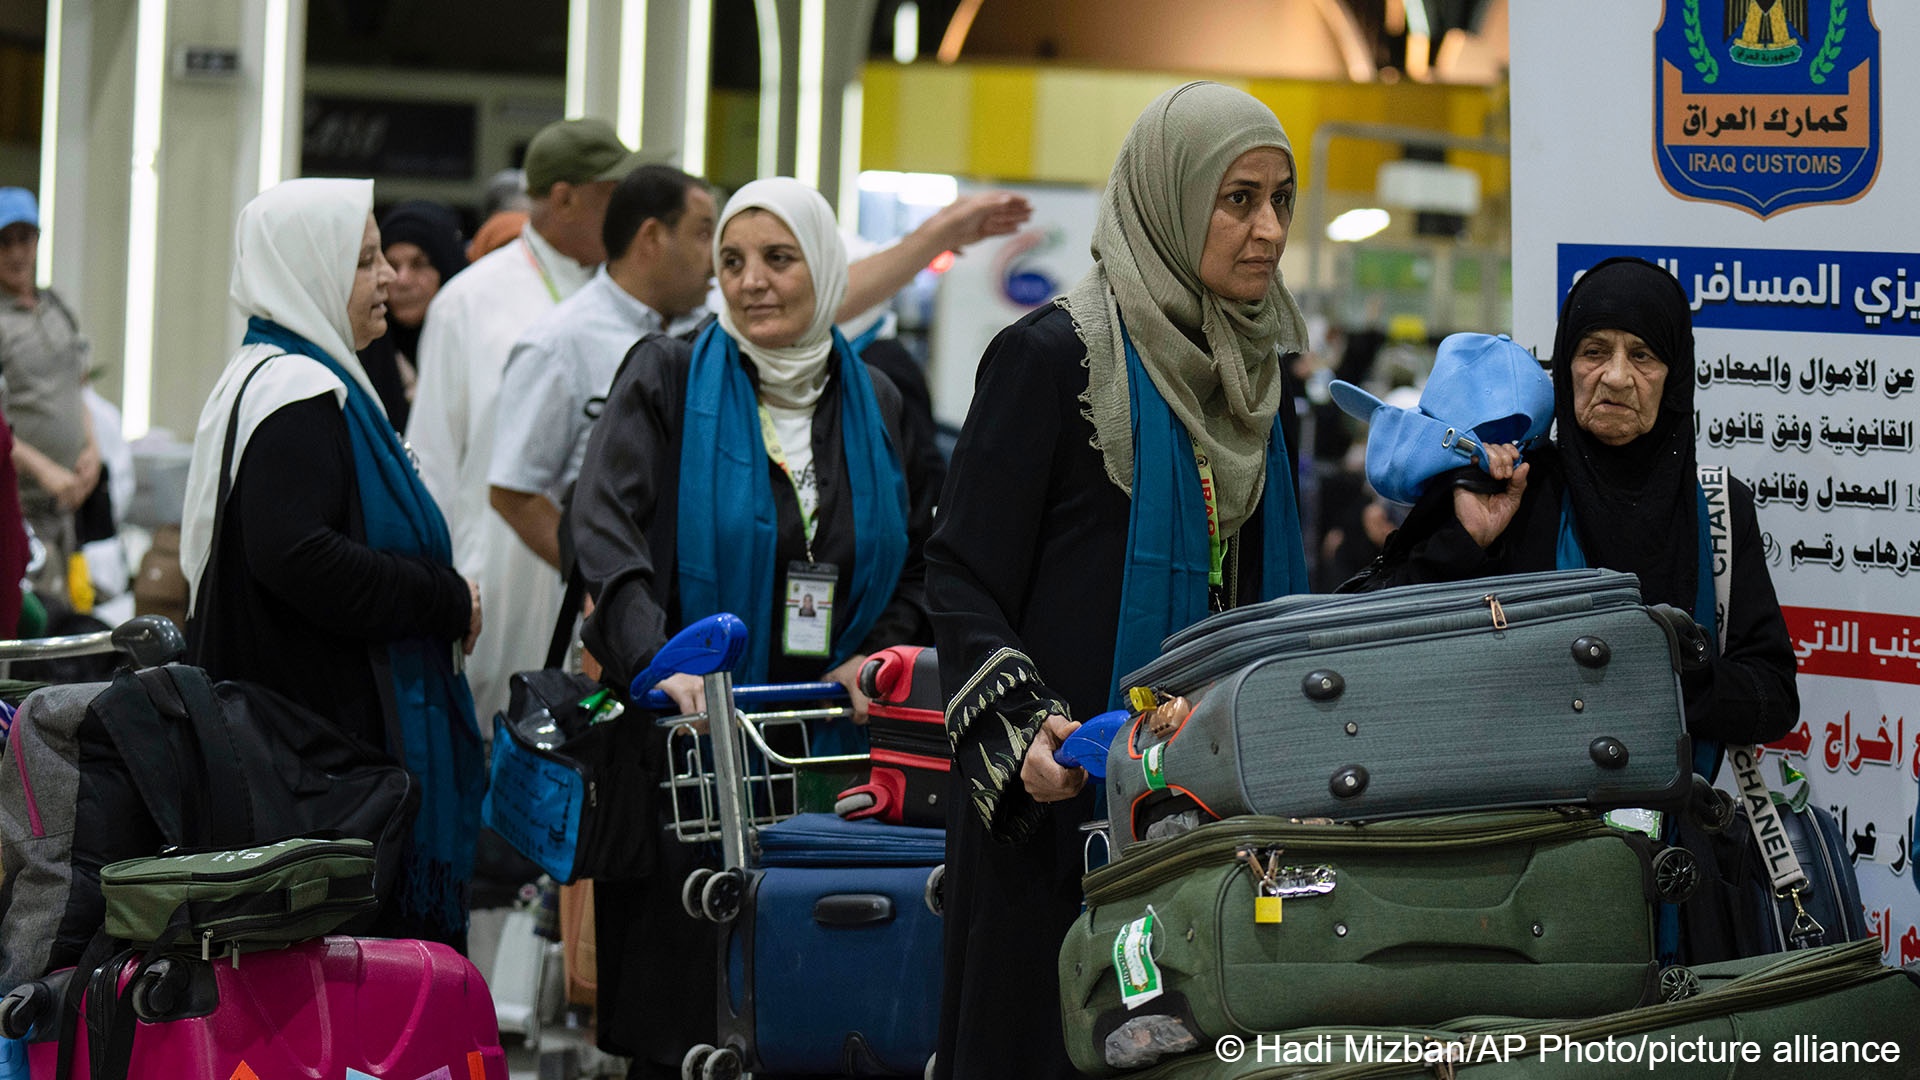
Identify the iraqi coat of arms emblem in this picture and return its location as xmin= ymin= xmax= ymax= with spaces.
xmin=1654 ymin=0 xmax=1881 ymax=217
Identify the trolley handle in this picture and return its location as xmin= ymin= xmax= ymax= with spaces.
xmin=0 ymin=614 xmax=184 ymax=668
xmin=642 ymin=681 xmax=848 ymax=712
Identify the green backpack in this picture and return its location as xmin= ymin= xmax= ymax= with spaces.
xmin=100 ymin=837 xmax=377 ymax=960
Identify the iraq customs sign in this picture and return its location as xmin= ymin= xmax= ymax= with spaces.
xmin=1655 ymin=0 xmax=1880 ymax=217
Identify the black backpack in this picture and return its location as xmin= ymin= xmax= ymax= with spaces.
xmin=0 ymin=663 xmax=416 ymax=990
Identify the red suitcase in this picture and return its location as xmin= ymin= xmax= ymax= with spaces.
xmin=837 ymin=645 xmax=950 ymax=828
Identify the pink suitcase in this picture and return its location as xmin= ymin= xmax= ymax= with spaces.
xmin=24 ymin=936 xmax=509 ymax=1079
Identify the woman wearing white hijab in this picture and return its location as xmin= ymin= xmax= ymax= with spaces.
xmin=927 ymin=82 xmax=1312 ymax=1078
xmin=181 ymin=177 xmax=484 ymax=947
xmin=569 ymin=177 xmax=940 ymax=1070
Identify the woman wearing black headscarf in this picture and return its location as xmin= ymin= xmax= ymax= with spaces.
xmin=1348 ymin=256 xmax=1796 ymax=753
xmin=358 ymin=200 xmax=467 ymax=431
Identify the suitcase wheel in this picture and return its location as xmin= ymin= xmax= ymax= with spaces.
xmin=687 ymin=1045 xmax=742 ymax=1080
xmin=129 ymin=958 xmax=187 ymax=1021
xmin=0 ymin=983 xmax=44 ymax=1040
xmin=1651 ymin=845 xmax=1700 ymax=903
xmin=835 ymin=788 xmax=880 ymax=819
xmin=701 ymin=868 xmax=747 ymax=923
xmin=1658 ymin=964 xmax=1701 ymax=1002
xmin=1688 ymin=776 xmax=1739 ymax=833
xmin=924 ymin=863 xmax=946 ymax=916
xmin=682 ymin=868 xmax=714 ymax=921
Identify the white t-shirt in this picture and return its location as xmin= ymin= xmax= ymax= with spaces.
xmin=490 ymin=269 xmax=704 ymax=499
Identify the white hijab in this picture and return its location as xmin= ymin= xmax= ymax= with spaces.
xmin=713 ymin=179 xmax=849 ymax=410
xmin=181 ymin=177 xmax=383 ymax=611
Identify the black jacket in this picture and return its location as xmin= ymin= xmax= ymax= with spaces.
xmin=571 ymin=333 xmax=939 ymax=691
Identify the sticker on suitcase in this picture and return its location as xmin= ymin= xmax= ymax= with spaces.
xmin=1113 ymin=909 xmax=1164 ymax=1008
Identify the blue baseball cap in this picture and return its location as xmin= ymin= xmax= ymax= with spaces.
xmin=0 ymin=188 xmax=38 ymax=233
xmin=1329 ymin=332 xmax=1553 ymax=504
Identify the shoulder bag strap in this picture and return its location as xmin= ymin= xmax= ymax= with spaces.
xmin=1700 ymin=464 xmax=1809 ymax=897
xmin=545 ymin=568 xmax=587 ymax=671
xmin=190 ymin=357 xmax=283 ymax=629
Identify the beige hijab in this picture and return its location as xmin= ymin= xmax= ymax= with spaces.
xmin=1064 ymin=81 xmax=1309 ymax=538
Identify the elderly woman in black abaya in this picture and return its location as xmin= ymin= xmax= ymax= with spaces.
xmin=1348 ymin=257 xmax=1799 ymax=961
xmin=1352 ymin=257 xmax=1796 ymax=758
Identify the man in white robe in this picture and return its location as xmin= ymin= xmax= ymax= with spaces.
xmin=406 ymin=118 xmax=648 ymax=725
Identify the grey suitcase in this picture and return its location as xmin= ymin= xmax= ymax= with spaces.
xmin=1108 ymin=570 xmax=1702 ymax=853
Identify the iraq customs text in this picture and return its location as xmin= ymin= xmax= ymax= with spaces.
xmin=1686 ymin=151 xmax=1846 ymax=174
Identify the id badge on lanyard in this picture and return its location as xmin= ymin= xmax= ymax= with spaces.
xmin=783 ymin=561 xmax=837 ymax=658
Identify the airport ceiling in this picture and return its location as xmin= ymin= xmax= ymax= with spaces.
xmin=302 ymin=0 xmax=1502 ymax=82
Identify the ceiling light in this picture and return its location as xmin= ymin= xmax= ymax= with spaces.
xmin=1327 ymin=208 xmax=1391 ymax=242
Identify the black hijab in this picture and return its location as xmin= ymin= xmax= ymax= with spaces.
xmin=1550 ymin=257 xmax=1698 ymax=611
xmin=359 ymin=200 xmax=467 ymax=432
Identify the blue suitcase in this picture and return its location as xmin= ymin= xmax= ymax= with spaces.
xmin=716 ymin=814 xmax=944 ymax=1076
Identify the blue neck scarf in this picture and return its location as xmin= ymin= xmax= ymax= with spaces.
xmin=242 ymin=318 xmax=483 ymax=935
xmin=677 ymin=323 xmax=909 ymax=683
xmin=846 ymin=320 xmax=885 ymax=359
xmin=1109 ymin=325 xmax=1309 ymax=709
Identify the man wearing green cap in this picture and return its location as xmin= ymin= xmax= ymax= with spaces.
xmin=405 ymin=118 xmax=653 ymax=728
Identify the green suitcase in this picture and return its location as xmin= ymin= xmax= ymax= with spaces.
xmin=1060 ymin=812 xmax=1667 ymax=1076
xmin=1111 ymin=939 xmax=1918 ymax=1079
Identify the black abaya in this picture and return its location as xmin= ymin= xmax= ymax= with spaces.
xmin=928 ymin=306 xmax=1272 ymax=1079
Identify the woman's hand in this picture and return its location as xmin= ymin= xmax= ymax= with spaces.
xmin=463 ymin=577 xmax=482 ymax=655
xmin=653 ymin=672 xmax=707 ymax=724
xmin=1454 ymin=443 xmax=1529 ymax=549
xmin=1021 ymin=714 xmax=1086 ymax=803
xmin=822 ymin=653 xmax=872 ymax=724
xmin=37 ymin=460 xmax=88 ymax=512
xmin=73 ymin=444 xmax=103 ymax=503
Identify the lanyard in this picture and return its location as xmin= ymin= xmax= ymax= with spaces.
xmin=757 ymin=403 xmax=818 ymax=560
xmin=520 ymin=238 xmax=562 ymax=303
xmin=1191 ymin=437 xmax=1224 ymax=587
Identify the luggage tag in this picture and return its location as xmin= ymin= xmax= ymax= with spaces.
xmin=782 ymin=561 xmax=837 ymax=658
xmin=1141 ymin=742 xmax=1168 ymax=791
xmin=1111 ymin=906 xmax=1164 ymax=1009
xmin=1603 ymin=807 xmax=1664 ymax=838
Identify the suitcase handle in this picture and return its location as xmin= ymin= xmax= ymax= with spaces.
xmin=813 ymin=893 xmax=895 ymax=926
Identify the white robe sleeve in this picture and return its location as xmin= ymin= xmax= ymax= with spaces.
xmin=405 ymin=290 xmax=469 ymax=514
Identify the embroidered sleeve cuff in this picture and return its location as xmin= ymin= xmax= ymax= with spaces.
xmin=945 ymin=646 xmax=1069 ymax=845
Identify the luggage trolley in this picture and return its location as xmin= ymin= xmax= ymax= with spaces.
xmin=632 ymin=616 xmax=946 ymax=1080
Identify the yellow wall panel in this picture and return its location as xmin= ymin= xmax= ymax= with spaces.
xmin=890 ymin=65 xmax=976 ymax=176
xmin=861 ymin=65 xmax=903 ymax=173
xmin=1031 ymin=70 xmax=1199 ymax=184
xmin=966 ymin=67 xmax=1038 ymax=180
xmin=862 ymin=63 xmax=1509 ymax=196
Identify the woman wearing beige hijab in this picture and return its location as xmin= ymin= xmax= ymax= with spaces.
xmin=927 ymin=82 xmax=1310 ymax=1077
